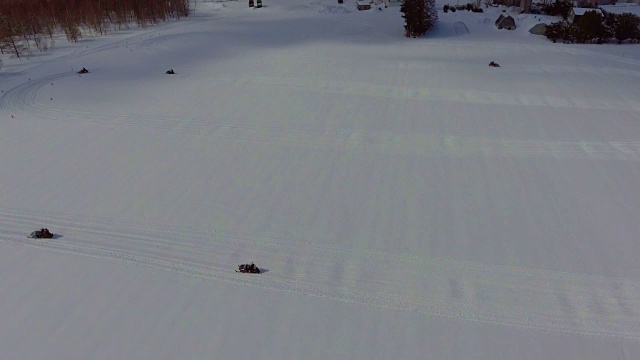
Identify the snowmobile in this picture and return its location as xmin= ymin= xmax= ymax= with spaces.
xmin=165 ymin=69 xmax=175 ymax=74
xmin=236 ymin=263 xmax=260 ymax=274
xmin=28 ymin=228 xmax=54 ymax=239
xmin=78 ymin=67 xmax=89 ymax=74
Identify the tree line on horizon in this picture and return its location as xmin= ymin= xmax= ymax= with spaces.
xmin=0 ymin=0 xmax=190 ymax=59
xmin=545 ymin=9 xmax=640 ymax=44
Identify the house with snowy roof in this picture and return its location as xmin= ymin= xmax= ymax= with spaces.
xmin=568 ymin=7 xmax=603 ymax=23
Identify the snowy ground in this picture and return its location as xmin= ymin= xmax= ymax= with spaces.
xmin=2 ymin=1 xmax=640 ymax=358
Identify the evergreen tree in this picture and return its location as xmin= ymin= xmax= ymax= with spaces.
xmin=614 ymin=12 xmax=640 ymax=44
xmin=545 ymin=21 xmax=565 ymax=43
xmin=401 ymin=0 xmax=437 ymax=38
xmin=427 ymin=0 xmax=438 ymax=27
xmin=576 ymin=10 xmax=605 ymax=43
xmin=543 ymin=1 xmax=572 ymax=20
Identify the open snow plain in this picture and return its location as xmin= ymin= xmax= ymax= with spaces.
xmin=2 ymin=1 xmax=640 ymax=358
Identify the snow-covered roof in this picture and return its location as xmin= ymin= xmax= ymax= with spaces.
xmin=599 ymin=4 xmax=640 ymax=15
xmin=572 ymin=7 xmax=603 ymax=16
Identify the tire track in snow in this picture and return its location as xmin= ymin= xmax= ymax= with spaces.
xmin=557 ymin=45 xmax=640 ymax=68
xmin=0 ymin=73 xmax=212 ymax=135
xmin=2 ymin=207 xmax=640 ymax=340
xmin=238 ymin=75 xmax=640 ymax=112
xmin=70 ymin=18 xmax=209 ymax=59
xmin=1 ymin=74 xmax=640 ymax=161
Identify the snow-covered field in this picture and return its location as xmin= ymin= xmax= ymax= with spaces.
xmin=2 ymin=0 xmax=640 ymax=358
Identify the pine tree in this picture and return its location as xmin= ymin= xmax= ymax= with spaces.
xmin=545 ymin=21 xmax=564 ymax=43
xmin=426 ymin=0 xmax=437 ymax=30
xmin=576 ymin=10 xmax=604 ymax=43
xmin=401 ymin=0 xmax=437 ymax=38
xmin=614 ymin=12 xmax=640 ymax=44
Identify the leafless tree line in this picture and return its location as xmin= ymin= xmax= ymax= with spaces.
xmin=0 ymin=0 xmax=190 ymax=59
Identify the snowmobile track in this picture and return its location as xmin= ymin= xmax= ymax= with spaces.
xmin=2 ymin=207 xmax=640 ymax=341
xmin=1 ymin=74 xmax=640 ymax=161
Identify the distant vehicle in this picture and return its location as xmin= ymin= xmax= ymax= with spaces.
xmin=237 ymin=262 xmax=260 ymax=274
xmin=29 ymin=228 xmax=54 ymax=239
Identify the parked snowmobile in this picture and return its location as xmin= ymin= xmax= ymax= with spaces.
xmin=78 ymin=67 xmax=89 ymax=74
xmin=29 ymin=228 xmax=54 ymax=239
xmin=237 ymin=262 xmax=260 ymax=274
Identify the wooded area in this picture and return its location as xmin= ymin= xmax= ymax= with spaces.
xmin=0 ymin=0 xmax=190 ymax=58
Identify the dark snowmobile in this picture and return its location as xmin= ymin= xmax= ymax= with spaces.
xmin=78 ymin=67 xmax=89 ymax=74
xmin=236 ymin=263 xmax=260 ymax=274
xmin=29 ymin=228 xmax=54 ymax=239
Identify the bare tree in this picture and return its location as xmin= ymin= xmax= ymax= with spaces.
xmin=0 ymin=0 xmax=191 ymax=55
xmin=0 ymin=13 xmax=28 ymax=58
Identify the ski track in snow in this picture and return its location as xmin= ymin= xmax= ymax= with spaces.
xmin=1 ymin=72 xmax=640 ymax=161
xmin=2 ymin=5 xmax=640 ymax=343
xmin=2 ymin=207 xmax=640 ymax=341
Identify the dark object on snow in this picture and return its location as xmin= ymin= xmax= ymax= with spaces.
xmin=249 ymin=0 xmax=254 ymax=7
xmin=78 ymin=67 xmax=89 ymax=74
xmin=495 ymin=15 xmax=516 ymax=30
xmin=356 ymin=2 xmax=371 ymax=11
xmin=489 ymin=61 xmax=500 ymax=67
xmin=29 ymin=228 xmax=53 ymax=239
xmin=256 ymin=0 xmax=262 ymax=8
xmin=237 ymin=263 xmax=260 ymax=274
xmin=166 ymin=69 xmax=175 ymax=74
